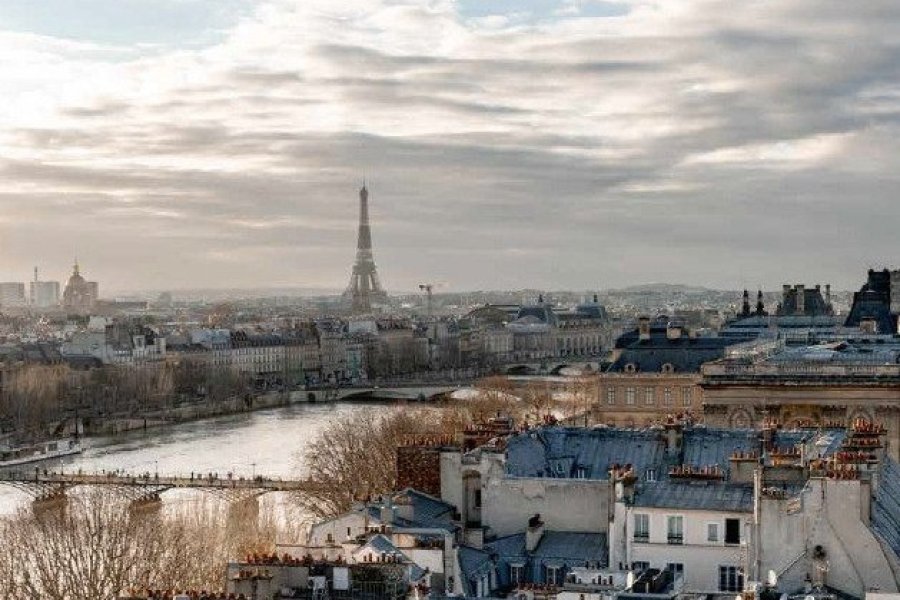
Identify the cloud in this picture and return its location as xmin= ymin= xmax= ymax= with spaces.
xmin=1 ymin=0 xmax=899 ymax=293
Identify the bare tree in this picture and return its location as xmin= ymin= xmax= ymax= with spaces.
xmin=295 ymin=408 xmax=463 ymax=519
xmin=0 ymin=491 xmax=282 ymax=599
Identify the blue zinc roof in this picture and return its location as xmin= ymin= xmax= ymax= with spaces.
xmin=481 ymin=531 xmax=608 ymax=589
xmin=504 ymin=426 xmax=845 ymax=482
xmin=531 ymin=531 xmax=608 ymax=565
xmin=505 ymin=428 xmax=665 ymax=480
xmin=365 ymin=489 xmax=457 ymax=532
xmin=632 ymin=481 xmax=754 ymax=512
xmin=873 ymin=456 xmax=900 ymax=561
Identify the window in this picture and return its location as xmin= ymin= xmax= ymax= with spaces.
xmin=626 ymin=387 xmax=636 ymax=405
xmin=510 ymin=564 xmax=524 ymax=586
xmin=725 ymin=518 xmax=741 ymax=544
xmin=474 ymin=489 xmax=482 ymax=509
xmin=719 ymin=566 xmax=744 ymax=592
xmin=545 ymin=565 xmax=560 ymax=586
xmin=707 ymin=523 xmax=719 ymax=543
xmin=347 ymin=527 xmax=352 ymax=538
xmin=667 ymin=563 xmax=684 ymax=576
xmin=644 ymin=468 xmax=656 ymax=482
xmin=682 ymin=387 xmax=692 ymax=407
xmin=633 ymin=513 xmax=649 ymax=542
xmin=667 ymin=515 xmax=684 ymax=544
xmin=663 ymin=387 xmax=672 ymax=407
xmin=644 ymin=387 xmax=655 ymax=405
xmin=606 ymin=387 xmax=616 ymax=405
xmin=632 ymin=561 xmax=650 ymax=572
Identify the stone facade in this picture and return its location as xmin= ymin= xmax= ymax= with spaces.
xmin=591 ymin=373 xmax=701 ymax=428
xmin=701 ymin=361 xmax=900 ymax=460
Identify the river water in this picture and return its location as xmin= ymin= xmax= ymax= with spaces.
xmin=0 ymin=401 xmax=393 ymax=516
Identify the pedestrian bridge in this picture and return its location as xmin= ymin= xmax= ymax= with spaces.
xmin=0 ymin=469 xmax=320 ymax=504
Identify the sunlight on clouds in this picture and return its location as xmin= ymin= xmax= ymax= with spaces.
xmin=681 ymin=133 xmax=853 ymax=170
xmin=0 ymin=0 xmax=898 ymax=290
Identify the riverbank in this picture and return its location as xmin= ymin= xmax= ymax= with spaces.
xmin=82 ymin=390 xmax=305 ymax=436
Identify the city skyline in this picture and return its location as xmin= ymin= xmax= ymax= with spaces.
xmin=1 ymin=1 xmax=899 ymax=293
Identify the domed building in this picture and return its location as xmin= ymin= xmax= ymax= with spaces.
xmin=62 ymin=261 xmax=99 ymax=311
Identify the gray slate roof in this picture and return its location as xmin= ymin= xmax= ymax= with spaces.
xmin=532 ymin=532 xmax=608 ymax=565
xmin=873 ymin=456 xmax=900 ymax=561
xmin=632 ymin=481 xmax=754 ymax=512
xmin=505 ymin=428 xmax=665 ymax=480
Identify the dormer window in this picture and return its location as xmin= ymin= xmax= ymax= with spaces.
xmin=661 ymin=363 xmax=675 ymax=374
xmin=625 ymin=363 xmax=638 ymax=373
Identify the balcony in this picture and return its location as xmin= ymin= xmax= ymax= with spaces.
xmin=667 ymin=535 xmax=683 ymax=545
xmin=633 ymin=533 xmax=649 ymax=543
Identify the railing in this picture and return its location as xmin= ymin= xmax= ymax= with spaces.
xmin=0 ymin=469 xmax=318 ymax=493
xmin=667 ymin=534 xmax=683 ymax=545
xmin=703 ymin=361 xmax=900 ymax=378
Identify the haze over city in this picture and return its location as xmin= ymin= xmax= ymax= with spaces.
xmin=1 ymin=0 xmax=898 ymax=294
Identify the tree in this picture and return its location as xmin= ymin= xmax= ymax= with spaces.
xmin=468 ymin=376 xmax=520 ymax=423
xmin=295 ymin=408 xmax=464 ymax=519
xmin=0 ymin=491 xmax=281 ymax=599
xmin=520 ymin=379 xmax=555 ymax=424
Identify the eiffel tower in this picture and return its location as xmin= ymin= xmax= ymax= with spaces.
xmin=343 ymin=182 xmax=387 ymax=313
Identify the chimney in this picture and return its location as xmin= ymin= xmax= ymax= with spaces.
xmin=611 ymin=466 xmax=637 ymax=504
xmin=638 ymin=317 xmax=651 ymax=341
xmin=729 ymin=450 xmax=758 ymax=484
xmin=394 ymin=494 xmax=414 ymax=522
xmin=380 ymin=496 xmax=395 ymax=528
xmin=861 ymin=316 xmax=877 ymax=334
xmin=756 ymin=290 xmax=766 ymax=316
xmin=664 ymin=419 xmax=684 ymax=456
xmin=796 ymin=284 xmax=805 ymax=314
xmin=593 ymin=294 xmax=599 ymax=304
xmin=526 ymin=514 xmax=545 ymax=552
xmin=666 ymin=321 xmax=683 ymax=340
xmin=741 ymin=289 xmax=751 ymax=317
xmin=825 ymin=284 xmax=832 ymax=307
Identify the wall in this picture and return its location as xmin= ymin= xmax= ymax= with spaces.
xmin=593 ymin=373 xmax=701 ymax=428
xmin=625 ymin=506 xmax=751 ymax=592
xmin=702 ymin=383 xmax=900 ymax=460
xmin=483 ymin=477 xmax=610 ymax=537
xmin=397 ymin=445 xmax=443 ymax=497
xmin=308 ymin=513 xmax=368 ymax=548
xmin=758 ymin=479 xmax=899 ymax=596
xmin=441 ymin=449 xmax=611 ymax=538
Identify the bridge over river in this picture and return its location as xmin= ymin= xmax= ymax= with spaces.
xmin=305 ymin=382 xmax=465 ymax=402
xmin=0 ymin=469 xmax=319 ymax=506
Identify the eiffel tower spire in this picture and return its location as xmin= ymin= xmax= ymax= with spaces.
xmin=343 ymin=182 xmax=387 ymax=313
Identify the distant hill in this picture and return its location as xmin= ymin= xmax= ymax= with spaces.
xmin=603 ymin=283 xmax=726 ymax=295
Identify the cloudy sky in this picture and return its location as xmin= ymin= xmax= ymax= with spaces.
xmin=1 ymin=0 xmax=898 ymax=294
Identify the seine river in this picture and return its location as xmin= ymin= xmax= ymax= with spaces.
xmin=0 ymin=401 xmax=393 ymax=516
